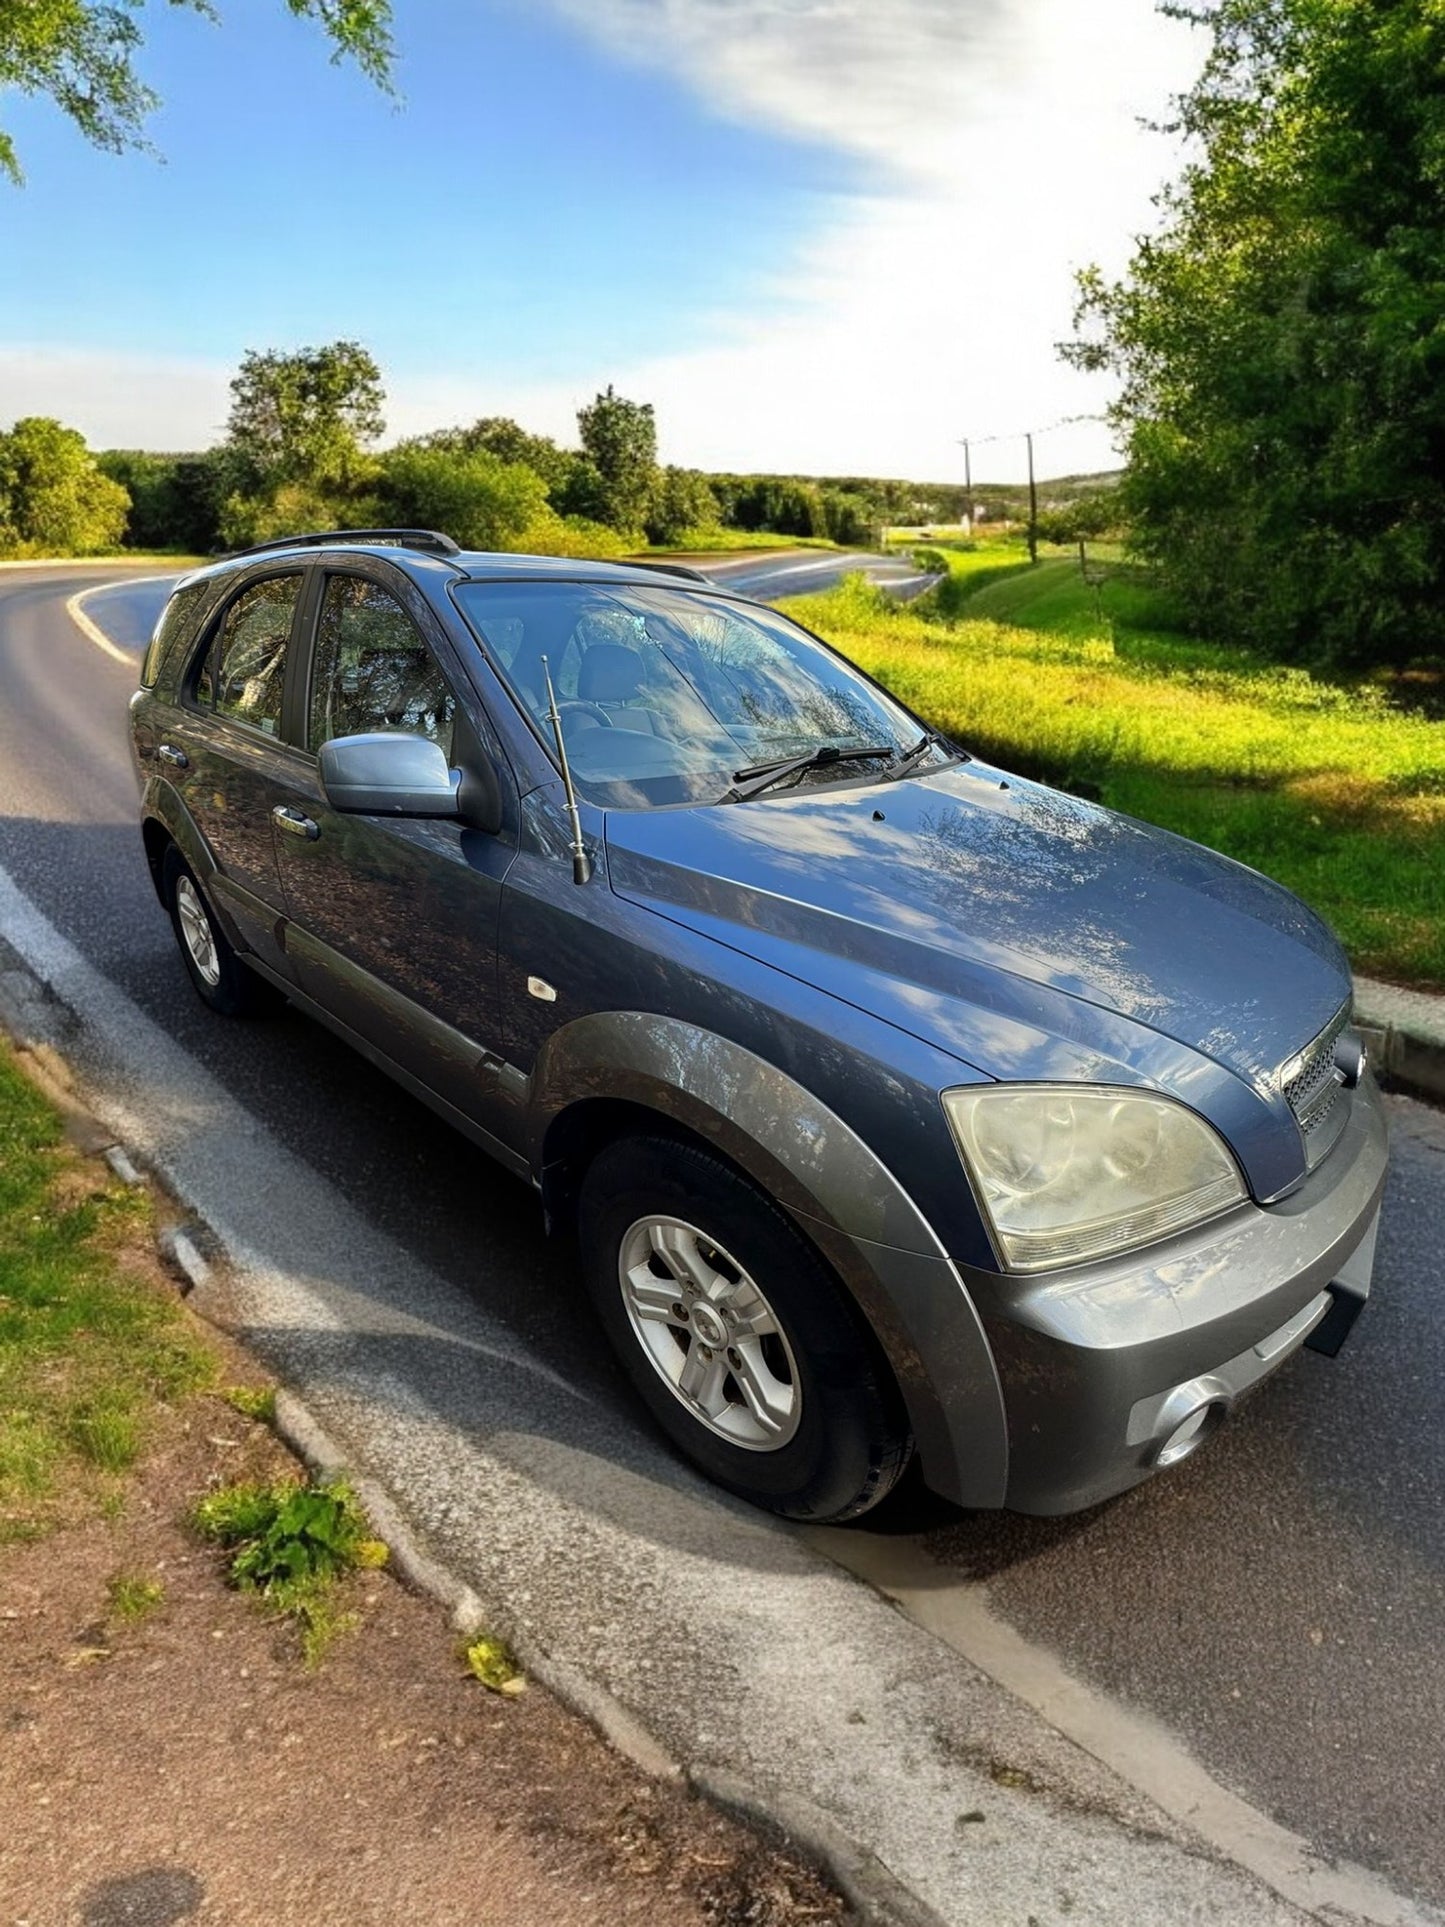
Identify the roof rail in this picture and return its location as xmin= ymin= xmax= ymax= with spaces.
xmin=227 ymin=528 xmax=462 ymax=560
xmin=624 ymin=558 xmax=713 ymax=584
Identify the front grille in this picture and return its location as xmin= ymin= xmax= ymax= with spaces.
xmin=1280 ymin=1003 xmax=1352 ymax=1169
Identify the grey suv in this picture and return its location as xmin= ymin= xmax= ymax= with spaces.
xmin=130 ymin=529 xmax=1388 ymax=1522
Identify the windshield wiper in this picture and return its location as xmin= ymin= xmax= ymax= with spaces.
xmin=722 ymin=742 xmax=896 ymax=803
xmin=883 ymin=730 xmax=961 ymax=782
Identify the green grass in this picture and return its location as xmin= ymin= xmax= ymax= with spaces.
xmin=0 ymin=1052 xmax=212 ymax=1541
xmin=223 ymin=1383 xmax=277 ymax=1426
xmin=107 ymin=1571 xmax=166 ymax=1625
xmin=0 ymin=550 xmax=208 ymax=567
xmin=782 ymin=565 xmax=1445 ymax=989
xmin=900 ymin=540 xmax=1039 ymax=608
xmin=192 ymin=1477 xmax=388 ymax=1665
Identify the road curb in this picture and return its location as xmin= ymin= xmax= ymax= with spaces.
xmin=693 ymin=1769 xmax=951 ymax=1927
xmin=0 ymin=934 xmax=947 ymax=1924
xmin=1355 ymin=977 xmax=1445 ymax=1105
xmin=265 ymin=1387 xmax=948 ymax=1922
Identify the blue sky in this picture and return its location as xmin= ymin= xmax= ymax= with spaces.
xmin=0 ymin=0 xmax=1200 ymax=480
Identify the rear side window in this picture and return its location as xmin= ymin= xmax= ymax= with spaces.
xmin=141 ymin=581 xmax=209 ymax=689
xmin=308 ymin=575 xmax=455 ymax=757
xmin=195 ymin=575 xmax=301 ymax=736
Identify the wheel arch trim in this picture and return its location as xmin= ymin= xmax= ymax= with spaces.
xmin=141 ymin=781 xmax=216 ymax=900
xmin=528 ymin=1011 xmax=1008 ymax=1507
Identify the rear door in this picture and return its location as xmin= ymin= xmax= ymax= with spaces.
xmin=268 ymin=562 xmax=521 ymax=1136
xmin=168 ymin=566 xmax=313 ymax=979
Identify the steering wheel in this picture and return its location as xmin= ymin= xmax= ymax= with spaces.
xmin=557 ymin=700 xmax=613 ymax=729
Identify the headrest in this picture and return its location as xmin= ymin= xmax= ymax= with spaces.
xmin=578 ymin=643 xmax=646 ymax=704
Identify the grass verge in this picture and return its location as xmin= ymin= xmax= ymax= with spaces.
xmin=784 ymin=564 xmax=1445 ymax=989
xmin=0 ymin=1052 xmax=212 ymax=1542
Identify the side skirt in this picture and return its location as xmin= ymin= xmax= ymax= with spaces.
xmin=239 ymin=953 xmax=534 ymax=1186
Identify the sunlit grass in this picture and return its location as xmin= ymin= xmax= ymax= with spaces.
xmin=0 ymin=1053 xmax=212 ymax=1539
xmin=784 ymin=567 xmax=1445 ymax=988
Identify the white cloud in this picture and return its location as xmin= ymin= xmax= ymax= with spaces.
xmin=539 ymin=0 xmax=1020 ymax=177
xmin=517 ymin=0 xmax=1202 ymax=479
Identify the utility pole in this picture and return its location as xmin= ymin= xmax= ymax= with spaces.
xmin=961 ymin=438 xmax=974 ymax=534
xmin=1025 ymin=430 xmax=1039 ymax=565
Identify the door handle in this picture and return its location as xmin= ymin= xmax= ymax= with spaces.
xmin=272 ymin=805 xmax=320 ymax=841
xmin=157 ymin=744 xmax=189 ymax=769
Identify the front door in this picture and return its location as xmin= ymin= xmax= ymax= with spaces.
xmin=171 ymin=566 xmax=310 ymax=979
xmin=270 ymin=567 xmax=517 ymax=1131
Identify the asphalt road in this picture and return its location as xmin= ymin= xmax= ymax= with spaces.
xmin=3 ymin=560 xmax=1443 ymax=1914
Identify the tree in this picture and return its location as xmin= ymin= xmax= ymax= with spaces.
xmin=378 ymin=442 xmax=549 ymax=551
xmin=97 ymin=448 xmax=231 ymax=551
xmin=1035 ymin=486 xmax=1127 ymax=548
xmin=716 ymin=476 xmax=826 ymax=538
xmin=442 ymin=418 xmax=573 ymax=493
xmin=1 ymin=1 xmax=393 ymax=183
xmin=645 ymin=467 xmax=720 ymax=545
xmin=576 ymin=386 xmax=658 ymax=536
xmin=0 ymin=417 xmax=129 ymax=555
xmin=818 ymin=488 xmax=876 ymax=547
xmin=1068 ymin=0 xmax=1445 ymax=666
xmin=225 ymin=341 xmax=385 ymax=493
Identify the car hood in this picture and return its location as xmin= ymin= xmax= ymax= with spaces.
xmin=603 ymin=760 xmax=1351 ymax=1091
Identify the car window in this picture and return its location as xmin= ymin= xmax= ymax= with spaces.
xmin=196 ymin=574 xmax=301 ymax=736
xmin=309 ymin=576 xmax=456 ymax=758
xmin=141 ymin=580 xmax=209 ymax=689
xmin=453 ymin=579 xmax=924 ymax=809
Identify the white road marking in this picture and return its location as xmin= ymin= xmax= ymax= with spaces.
xmin=65 ymin=574 xmax=178 ymax=665
xmin=810 ymin=1530 xmax=1440 ymax=1927
xmin=65 ymin=585 xmax=135 ymax=664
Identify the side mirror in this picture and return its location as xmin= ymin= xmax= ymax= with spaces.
xmin=319 ymin=732 xmax=461 ymax=818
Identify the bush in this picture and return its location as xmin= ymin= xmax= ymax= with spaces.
xmin=0 ymin=417 xmax=129 ymax=556
xmin=646 ymin=466 xmax=721 ymax=545
xmin=508 ymin=510 xmax=633 ymax=559
xmin=97 ymin=449 xmax=232 ymax=552
xmin=217 ymin=481 xmax=365 ymax=551
xmin=377 ymin=442 xmax=547 ymax=551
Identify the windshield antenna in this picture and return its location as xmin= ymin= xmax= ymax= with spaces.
xmin=540 ymin=655 xmax=592 ymax=885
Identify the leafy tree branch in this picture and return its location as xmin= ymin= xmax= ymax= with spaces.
xmin=0 ymin=0 xmax=393 ymax=182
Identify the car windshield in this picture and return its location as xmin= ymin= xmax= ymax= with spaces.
xmin=452 ymin=578 xmax=940 ymax=809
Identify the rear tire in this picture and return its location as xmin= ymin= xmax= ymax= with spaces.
xmin=162 ymin=847 xmax=282 ymax=1018
xmin=579 ymin=1135 xmax=912 ymax=1522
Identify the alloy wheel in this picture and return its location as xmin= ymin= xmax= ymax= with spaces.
xmin=174 ymin=874 xmax=221 ymax=988
xmin=617 ymin=1215 xmax=802 ymax=1451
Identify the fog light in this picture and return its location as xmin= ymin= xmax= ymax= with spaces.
xmin=1154 ymin=1396 xmax=1228 ymax=1467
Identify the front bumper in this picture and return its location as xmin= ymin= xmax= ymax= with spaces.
xmin=962 ymin=1072 xmax=1389 ymax=1515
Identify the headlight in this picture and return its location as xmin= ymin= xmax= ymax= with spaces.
xmin=942 ymin=1084 xmax=1245 ymax=1272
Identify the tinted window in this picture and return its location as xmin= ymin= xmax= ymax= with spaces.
xmin=141 ymin=580 xmax=209 ymax=689
xmin=309 ymin=576 xmax=455 ymax=757
xmin=198 ymin=575 xmax=300 ymax=736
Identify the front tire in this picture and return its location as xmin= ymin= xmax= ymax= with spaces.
xmin=162 ymin=847 xmax=281 ymax=1017
xmin=579 ymin=1135 xmax=912 ymax=1522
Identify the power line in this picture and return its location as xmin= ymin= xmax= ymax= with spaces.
xmin=955 ymin=414 xmax=1109 ymax=554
